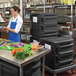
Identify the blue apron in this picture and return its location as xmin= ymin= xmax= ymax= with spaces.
xmin=9 ymin=19 xmax=20 ymax=42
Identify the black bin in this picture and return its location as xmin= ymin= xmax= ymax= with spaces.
xmin=0 ymin=60 xmax=19 ymax=76
xmin=23 ymin=58 xmax=41 ymax=76
xmin=30 ymin=13 xmax=58 ymax=37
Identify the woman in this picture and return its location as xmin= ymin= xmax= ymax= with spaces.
xmin=2 ymin=6 xmax=23 ymax=42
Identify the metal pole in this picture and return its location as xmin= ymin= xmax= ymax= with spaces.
xmin=75 ymin=4 xmax=76 ymax=28
xmin=20 ymin=66 xmax=23 ymax=76
xmin=3 ymin=3 xmax=5 ymax=14
xmin=20 ymin=0 xmax=23 ymax=18
xmin=42 ymin=56 xmax=45 ymax=76
xmin=75 ymin=5 xmax=76 ymax=16
xmin=71 ymin=4 xmax=73 ymax=32
xmin=33 ymin=0 xmax=36 ymax=8
xmin=56 ymin=0 xmax=58 ymax=3
xmin=23 ymin=7 xmax=25 ymax=21
xmin=44 ymin=0 xmax=45 ymax=13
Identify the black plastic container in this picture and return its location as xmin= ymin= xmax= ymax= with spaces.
xmin=0 ymin=60 xmax=19 ymax=76
xmin=0 ymin=59 xmax=41 ymax=76
xmin=30 ymin=13 xmax=59 ymax=37
xmin=30 ymin=13 xmax=74 ymax=70
xmin=23 ymin=59 xmax=41 ymax=76
xmin=43 ymin=36 xmax=74 ymax=69
xmin=45 ymin=54 xmax=73 ymax=69
xmin=30 ymin=36 xmax=74 ymax=69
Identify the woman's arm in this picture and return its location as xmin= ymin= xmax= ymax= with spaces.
xmin=2 ymin=27 xmax=17 ymax=33
xmin=7 ymin=27 xmax=17 ymax=33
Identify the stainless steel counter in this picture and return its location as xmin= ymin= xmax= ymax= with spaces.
xmin=0 ymin=48 xmax=50 ymax=76
xmin=0 ymin=48 xmax=50 ymax=67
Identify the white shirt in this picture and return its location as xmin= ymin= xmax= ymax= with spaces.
xmin=7 ymin=15 xmax=23 ymax=33
xmin=0 ymin=14 xmax=5 ymax=22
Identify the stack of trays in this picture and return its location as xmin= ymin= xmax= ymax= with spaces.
xmin=42 ymin=36 xmax=74 ymax=69
xmin=30 ymin=13 xmax=75 ymax=71
xmin=31 ymin=36 xmax=74 ymax=70
xmin=30 ymin=13 xmax=59 ymax=37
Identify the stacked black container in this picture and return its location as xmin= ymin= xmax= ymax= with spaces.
xmin=0 ymin=59 xmax=41 ymax=76
xmin=43 ymin=36 xmax=74 ymax=70
xmin=30 ymin=13 xmax=59 ymax=37
xmin=30 ymin=13 xmax=75 ymax=72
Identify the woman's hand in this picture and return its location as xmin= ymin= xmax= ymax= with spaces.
xmin=2 ymin=27 xmax=7 ymax=31
xmin=2 ymin=27 xmax=17 ymax=33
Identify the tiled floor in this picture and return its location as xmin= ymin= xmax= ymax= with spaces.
xmin=45 ymin=70 xmax=76 ymax=76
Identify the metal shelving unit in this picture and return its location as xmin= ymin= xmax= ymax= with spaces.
xmin=22 ymin=0 xmax=76 ymax=41
xmin=24 ymin=0 xmax=75 ymax=28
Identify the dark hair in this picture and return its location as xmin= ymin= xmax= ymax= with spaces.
xmin=12 ymin=6 xmax=20 ymax=13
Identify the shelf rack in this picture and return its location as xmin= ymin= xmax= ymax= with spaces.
xmin=28 ymin=1 xmax=76 ymax=30
xmin=21 ymin=0 xmax=76 ymax=41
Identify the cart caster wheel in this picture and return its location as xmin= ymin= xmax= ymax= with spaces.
xmin=71 ymin=69 xmax=76 ymax=74
xmin=54 ymin=74 xmax=57 ymax=76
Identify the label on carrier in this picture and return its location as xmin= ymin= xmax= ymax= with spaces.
xmin=33 ymin=40 xmax=38 ymax=43
xmin=33 ymin=17 xmax=37 ymax=23
xmin=45 ymin=43 xmax=51 ymax=50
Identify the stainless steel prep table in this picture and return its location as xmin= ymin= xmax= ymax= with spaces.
xmin=0 ymin=48 xmax=50 ymax=76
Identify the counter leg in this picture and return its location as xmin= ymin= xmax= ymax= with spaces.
xmin=71 ymin=69 xmax=76 ymax=74
xmin=42 ymin=56 xmax=45 ymax=76
xmin=54 ymin=74 xmax=57 ymax=76
xmin=20 ymin=66 xmax=23 ymax=76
